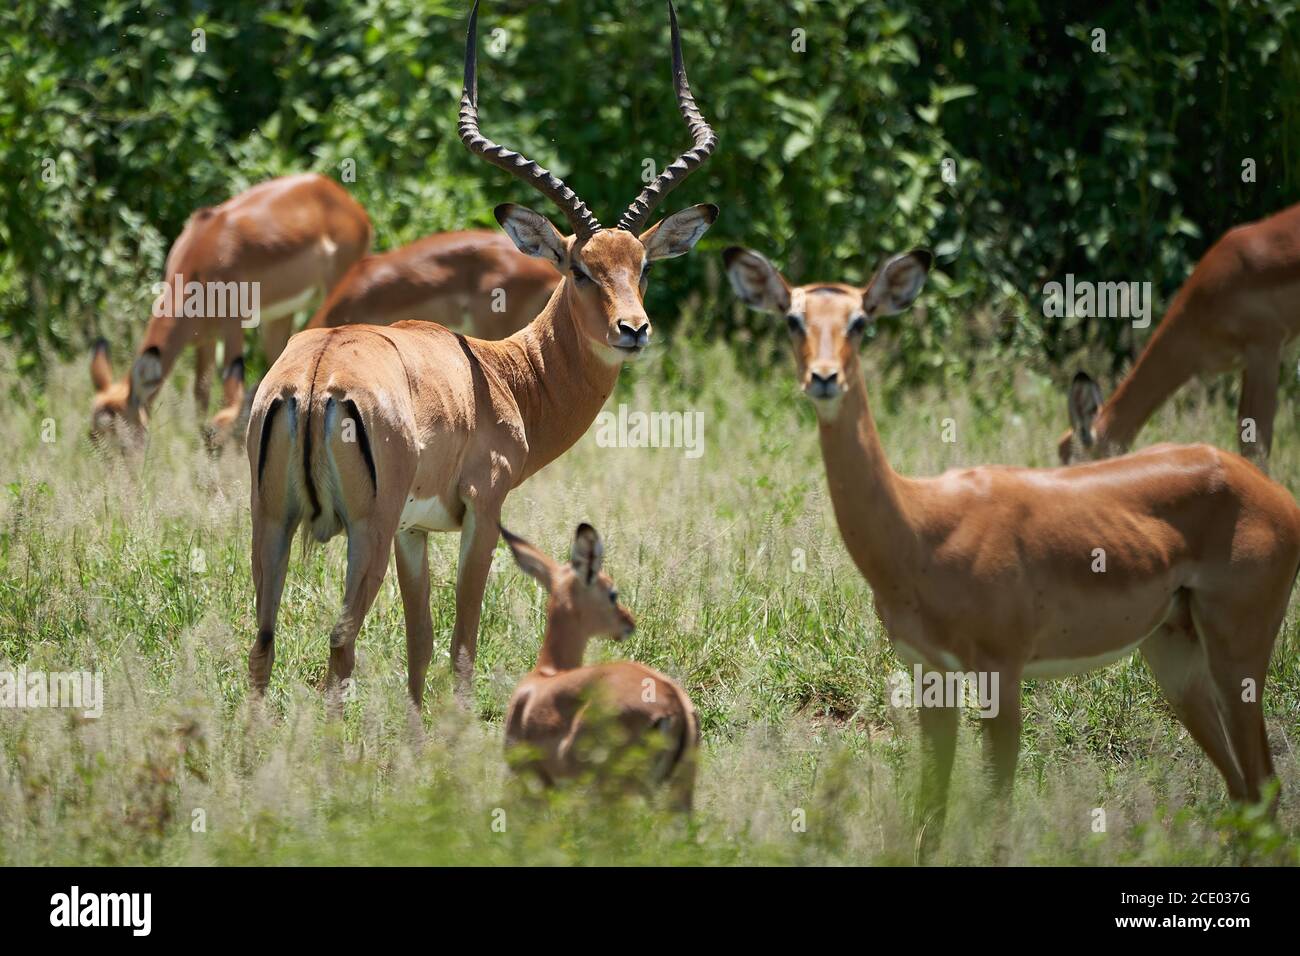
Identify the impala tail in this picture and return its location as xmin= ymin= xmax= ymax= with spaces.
xmin=301 ymin=391 xmax=378 ymax=547
xmin=250 ymin=385 xmax=378 ymax=551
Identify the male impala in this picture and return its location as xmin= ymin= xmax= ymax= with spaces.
xmin=725 ymin=245 xmax=1300 ymax=837
xmin=305 ymin=230 xmax=559 ymax=340
xmin=90 ymin=173 xmax=370 ymax=448
xmin=1060 ymin=201 xmax=1300 ymax=467
xmin=246 ymin=0 xmax=717 ymax=707
xmin=501 ymin=523 xmax=699 ymax=808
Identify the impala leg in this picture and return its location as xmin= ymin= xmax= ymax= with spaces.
xmin=248 ymin=401 xmax=299 ymax=698
xmin=219 ymin=317 xmax=246 ymax=408
xmin=394 ymin=528 xmax=434 ymax=709
xmin=260 ymin=315 xmax=296 ymax=367
xmin=1190 ymin=594 xmax=1285 ymax=808
xmin=980 ymin=674 xmax=1022 ymax=799
xmin=249 ymin=513 xmax=298 ymax=697
xmin=326 ymin=516 xmax=399 ymax=710
xmin=556 ymin=703 xmax=592 ymax=779
xmin=1237 ymin=349 xmax=1280 ymax=467
xmin=1203 ymin=649 xmax=1275 ymax=807
xmin=1210 ymin=668 xmax=1273 ymax=807
xmin=1140 ymin=618 xmax=1249 ymax=800
xmin=193 ymin=338 xmax=216 ymax=418
xmin=915 ymin=702 xmax=958 ymax=855
xmin=974 ymin=671 xmax=1021 ymax=863
xmin=449 ymin=500 xmax=502 ymax=707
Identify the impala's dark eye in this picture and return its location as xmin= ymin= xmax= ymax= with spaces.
xmin=609 ymin=589 xmax=619 ymax=605
xmin=786 ymin=314 xmax=806 ymax=335
xmin=640 ymin=262 xmax=651 ymax=281
xmin=570 ymin=265 xmax=591 ymax=284
xmin=847 ymin=314 xmax=868 ymax=336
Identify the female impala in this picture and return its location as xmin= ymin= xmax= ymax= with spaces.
xmin=304 ymin=229 xmax=559 ymax=341
xmin=246 ymin=0 xmax=717 ymax=707
xmin=90 ymin=173 xmax=370 ymax=449
xmin=500 ymin=523 xmax=699 ymax=809
xmin=1060 ymin=201 xmax=1300 ymax=467
xmin=725 ymin=245 xmax=1300 ymax=835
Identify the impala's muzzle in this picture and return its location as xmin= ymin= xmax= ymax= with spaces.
xmin=805 ymin=367 xmax=842 ymax=401
xmin=89 ymin=404 xmax=147 ymax=454
xmin=611 ymin=319 xmax=652 ymax=354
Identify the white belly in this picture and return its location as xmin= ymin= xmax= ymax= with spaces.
xmin=259 ymin=284 xmax=320 ymax=323
xmin=892 ymin=638 xmax=963 ymax=672
xmin=893 ymin=635 xmax=1147 ymax=680
xmin=1022 ymin=638 xmax=1146 ymax=679
xmin=398 ymin=495 xmax=461 ymax=533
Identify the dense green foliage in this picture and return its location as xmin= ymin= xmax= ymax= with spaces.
xmin=3 ymin=0 xmax=1298 ymax=383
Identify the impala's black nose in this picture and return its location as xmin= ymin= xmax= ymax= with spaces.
xmin=807 ymin=369 xmax=841 ymax=400
xmin=615 ymin=320 xmax=651 ymax=350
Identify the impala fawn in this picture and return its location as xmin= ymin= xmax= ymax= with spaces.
xmin=501 ymin=523 xmax=699 ymax=810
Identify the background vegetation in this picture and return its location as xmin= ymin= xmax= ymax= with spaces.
xmin=1 ymin=1 xmax=1299 ymax=865
xmin=3 ymin=0 xmax=1299 ymax=384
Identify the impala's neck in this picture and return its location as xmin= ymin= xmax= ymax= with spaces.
xmin=499 ymin=281 xmax=622 ymax=481
xmin=1094 ymin=294 xmax=1201 ymax=453
xmin=816 ymin=373 xmax=920 ymax=589
xmin=535 ymin=604 xmax=592 ymax=674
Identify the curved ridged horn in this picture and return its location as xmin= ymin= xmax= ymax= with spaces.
xmin=458 ymin=0 xmax=603 ymax=239
xmin=616 ymin=0 xmax=717 ymax=233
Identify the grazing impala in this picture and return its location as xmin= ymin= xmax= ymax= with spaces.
xmin=305 ymin=230 xmax=559 ymax=340
xmin=89 ymin=173 xmax=370 ymax=448
xmin=725 ymin=245 xmax=1300 ymax=837
xmin=501 ymin=523 xmax=699 ymax=808
xmin=245 ymin=0 xmax=717 ymax=706
xmin=1060 ymin=202 xmax=1300 ymax=467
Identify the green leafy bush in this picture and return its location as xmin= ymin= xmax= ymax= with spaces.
xmin=2 ymin=0 xmax=1296 ymax=386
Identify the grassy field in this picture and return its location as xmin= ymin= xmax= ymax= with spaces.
xmin=1 ymin=328 xmax=1298 ymax=866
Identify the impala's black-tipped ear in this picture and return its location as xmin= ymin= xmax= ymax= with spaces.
xmin=500 ymin=523 xmax=557 ymax=591
xmin=570 ymin=523 xmax=604 ymax=585
xmin=495 ymin=203 xmax=569 ymax=269
xmin=129 ymin=346 xmax=163 ymax=408
xmin=862 ymin=249 xmax=932 ymax=317
xmin=640 ymin=204 xmax=717 ymax=261
xmin=90 ymin=338 xmax=114 ymax=392
xmin=1067 ymin=370 xmax=1104 ymax=447
xmin=723 ymin=246 xmax=792 ymax=315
